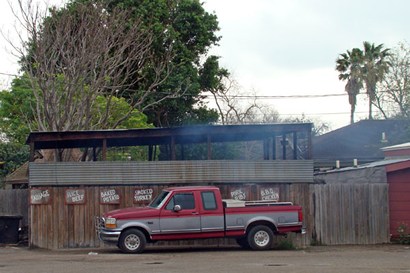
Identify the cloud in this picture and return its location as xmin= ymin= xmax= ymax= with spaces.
xmin=207 ymin=0 xmax=410 ymax=69
xmin=204 ymin=0 xmax=410 ymax=128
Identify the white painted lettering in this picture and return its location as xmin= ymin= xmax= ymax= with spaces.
xmin=231 ymin=189 xmax=246 ymax=200
xmin=31 ymin=190 xmax=50 ymax=202
xmin=260 ymin=188 xmax=279 ymax=201
xmin=134 ymin=188 xmax=154 ymax=202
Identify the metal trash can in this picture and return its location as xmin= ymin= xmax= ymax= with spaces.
xmin=0 ymin=215 xmax=22 ymax=244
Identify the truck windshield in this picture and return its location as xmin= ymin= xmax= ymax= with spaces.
xmin=149 ymin=191 xmax=170 ymax=208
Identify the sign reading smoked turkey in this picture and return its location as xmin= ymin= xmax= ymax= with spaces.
xmin=133 ymin=187 xmax=154 ymax=205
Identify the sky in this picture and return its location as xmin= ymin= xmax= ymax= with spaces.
xmin=203 ymin=0 xmax=410 ymax=129
xmin=1 ymin=0 xmax=410 ymax=130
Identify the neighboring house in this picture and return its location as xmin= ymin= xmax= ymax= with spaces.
xmin=313 ymin=119 xmax=410 ymax=170
xmin=4 ymin=162 xmax=29 ymax=189
xmin=382 ymin=143 xmax=410 ymax=239
xmin=315 ymin=142 xmax=410 ymax=239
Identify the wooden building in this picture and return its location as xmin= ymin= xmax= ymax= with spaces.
xmin=4 ymin=163 xmax=29 ymax=189
xmin=26 ymin=123 xmax=315 ymax=249
xmin=381 ymin=143 xmax=410 ymax=238
xmin=25 ymin=123 xmax=396 ymax=249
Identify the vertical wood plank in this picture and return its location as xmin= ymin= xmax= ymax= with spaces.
xmin=14 ymin=180 xmax=391 ymax=249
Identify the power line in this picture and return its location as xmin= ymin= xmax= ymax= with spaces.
xmin=0 ymin=71 xmax=396 ymax=102
xmin=0 ymin=72 xmax=18 ymax=77
xmin=215 ymin=93 xmax=347 ymax=99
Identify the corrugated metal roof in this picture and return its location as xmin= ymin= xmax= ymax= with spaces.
xmin=26 ymin=123 xmax=313 ymax=150
xmin=315 ymin=157 xmax=410 ymax=175
xmin=381 ymin=142 xmax=410 ymax=151
xmin=29 ymin=160 xmax=314 ymax=186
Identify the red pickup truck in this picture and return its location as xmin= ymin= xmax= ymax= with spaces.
xmin=96 ymin=186 xmax=305 ymax=253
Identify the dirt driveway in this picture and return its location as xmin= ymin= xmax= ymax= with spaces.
xmin=0 ymin=244 xmax=410 ymax=273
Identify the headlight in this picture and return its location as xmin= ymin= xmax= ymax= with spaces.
xmin=105 ymin=217 xmax=117 ymax=229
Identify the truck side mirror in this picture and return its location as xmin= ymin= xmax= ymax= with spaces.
xmin=173 ymin=205 xmax=182 ymax=212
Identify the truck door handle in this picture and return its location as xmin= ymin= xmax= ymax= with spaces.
xmin=192 ymin=212 xmax=199 ymax=215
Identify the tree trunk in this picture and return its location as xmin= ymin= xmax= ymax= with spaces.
xmin=350 ymin=103 xmax=355 ymax=124
xmin=369 ymin=98 xmax=373 ymax=120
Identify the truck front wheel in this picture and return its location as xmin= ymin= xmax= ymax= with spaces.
xmin=118 ymin=229 xmax=147 ymax=254
xmin=247 ymin=225 xmax=274 ymax=250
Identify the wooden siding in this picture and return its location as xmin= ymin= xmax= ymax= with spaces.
xmin=29 ymin=182 xmax=390 ymax=249
xmin=310 ymin=183 xmax=390 ymax=245
xmin=387 ymin=169 xmax=410 ymax=237
xmin=0 ymin=189 xmax=29 ymax=226
xmin=30 ymin=184 xmax=309 ymax=249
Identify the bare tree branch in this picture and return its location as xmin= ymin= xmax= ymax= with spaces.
xmin=12 ymin=0 xmax=175 ymax=132
xmin=375 ymin=42 xmax=410 ymax=118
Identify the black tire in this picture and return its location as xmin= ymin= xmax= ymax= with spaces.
xmin=118 ymin=229 xmax=147 ymax=254
xmin=236 ymin=237 xmax=251 ymax=249
xmin=247 ymin=225 xmax=274 ymax=250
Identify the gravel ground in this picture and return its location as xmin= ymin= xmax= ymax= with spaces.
xmin=0 ymin=244 xmax=410 ymax=273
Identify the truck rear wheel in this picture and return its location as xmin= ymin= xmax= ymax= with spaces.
xmin=247 ymin=225 xmax=274 ymax=250
xmin=118 ymin=229 xmax=147 ymax=254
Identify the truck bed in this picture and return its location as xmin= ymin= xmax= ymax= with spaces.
xmin=222 ymin=199 xmax=293 ymax=208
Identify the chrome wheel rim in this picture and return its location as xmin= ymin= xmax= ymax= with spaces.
xmin=254 ymin=230 xmax=270 ymax=247
xmin=124 ymin=234 xmax=140 ymax=251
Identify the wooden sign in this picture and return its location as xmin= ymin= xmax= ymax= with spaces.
xmin=65 ymin=189 xmax=86 ymax=205
xmin=133 ymin=187 xmax=154 ymax=204
xmin=230 ymin=187 xmax=247 ymax=201
xmin=260 ymin=187 xmax=279 ymax=201
xmin=30 ymin=188 xmax=51 ymax=205
xmin=100 ymin=188 xmax=120 ymax=204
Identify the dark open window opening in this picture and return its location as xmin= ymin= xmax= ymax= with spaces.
xmin=26 ymin=123 xmax=312 ymax=162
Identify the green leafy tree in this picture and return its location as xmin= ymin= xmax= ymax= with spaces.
xmin=16 ymin=0 xmax=223 ymax=129
xmin=8 ymin=0 xmax=227 ymax=162
xmin=92 ymin=96 xmax=152 ymax=130
xmin=0 ymin=74 xmax=153 ymax=161
xmin=0 ymin=143 xmax=29 ymax=188
xmin=92 ymin=0 xmax=223 ymax=127
xmin=0 ymin=75 xmax=35 ymax=143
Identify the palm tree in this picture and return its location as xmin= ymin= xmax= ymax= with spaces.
xmin=336 ymin=48 xmax=363 ymax=124
xmin=361 ymin=42 xmax=391 ymax=119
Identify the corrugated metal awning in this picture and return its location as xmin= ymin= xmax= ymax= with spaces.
xmin=29 ymin=160 xmax=314 ymax=186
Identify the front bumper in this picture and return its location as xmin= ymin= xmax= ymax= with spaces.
xmin=95 ymin=216 xmax=121 ymax=244
xmin=98 ymin=229 xmax=121 ymax=243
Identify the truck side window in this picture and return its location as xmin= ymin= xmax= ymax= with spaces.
xmin=166 ymin=193 xmax=195 ymax=210
xmin=201 ymin=191 xmax=217 ymax=210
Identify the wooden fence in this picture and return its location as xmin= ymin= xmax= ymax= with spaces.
xmin=29 ymin=184 xmax=309 ymax=249
xmin=0 ymin=189 xmax=29 ymax=226
xmin=28 ymin=182 xmax=390 ymax=249
xmin=309 ymin=183 xmax=390 ymax=245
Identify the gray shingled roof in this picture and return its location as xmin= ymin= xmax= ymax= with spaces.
xmin=313 ymin=119 xmax=410 ymax=168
